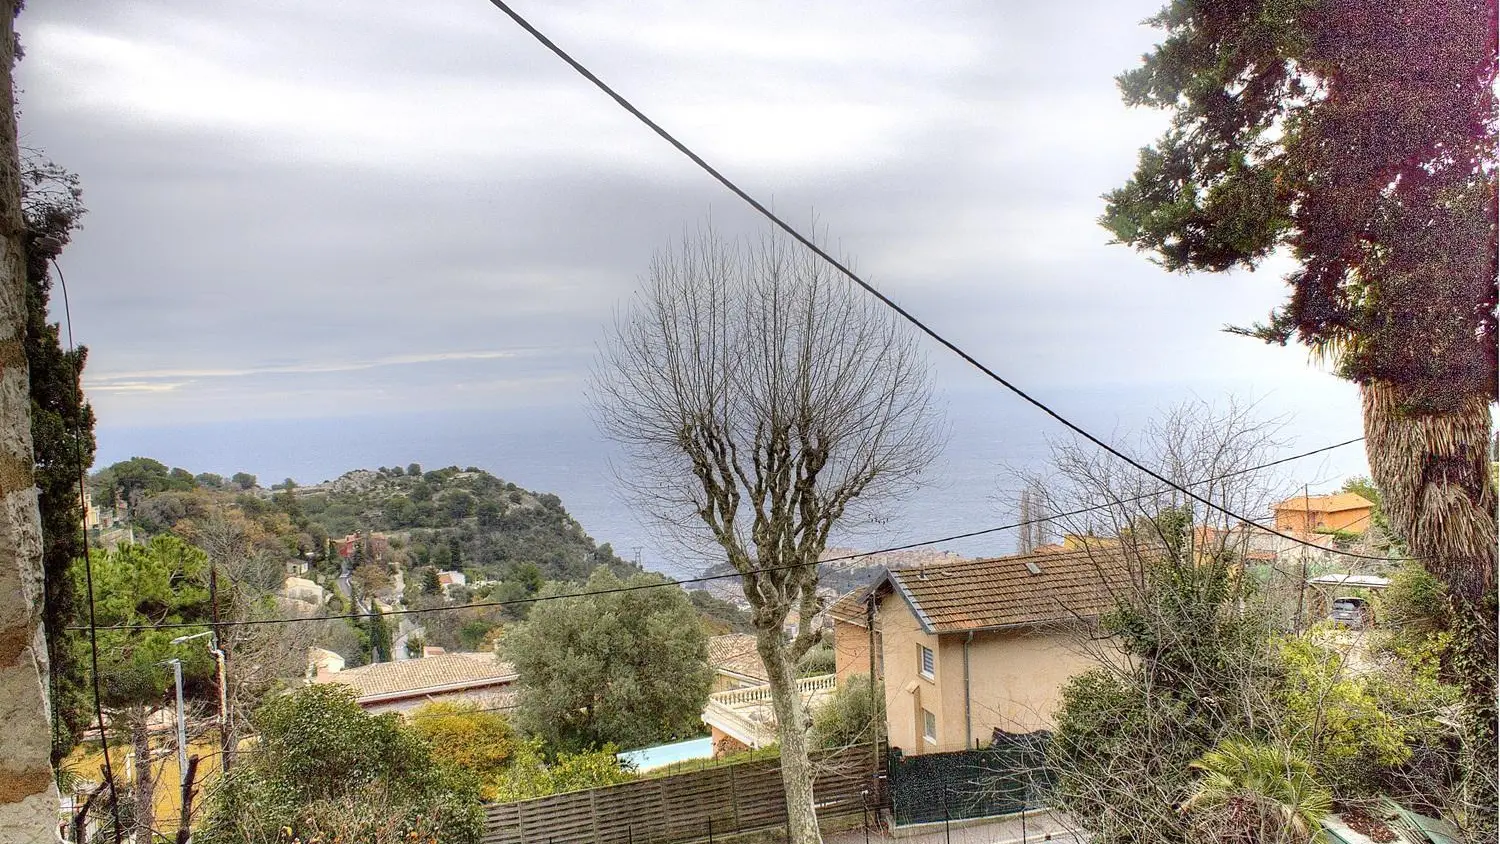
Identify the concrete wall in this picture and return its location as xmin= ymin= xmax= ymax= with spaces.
xmin=876 ymin=592 xmax=1102 ymax=756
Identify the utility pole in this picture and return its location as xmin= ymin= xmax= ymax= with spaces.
xmin=866 ymin=591 xmax=880 ymax=821
xmin=209 ymin=564 xmax=232 ymax=772
xmin=1293 ymin=484 xmax=1311 ymax=631
xmin=165 ymin=659 xmax=188 ymax=787
xmin=171 ymin=630 xmax=228 ymax=773
xmin=0 ymin=0 xmax=61 ymax=835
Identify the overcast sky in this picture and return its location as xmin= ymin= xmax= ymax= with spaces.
xmin=17 ymin=0 xmax=1367 ymax=489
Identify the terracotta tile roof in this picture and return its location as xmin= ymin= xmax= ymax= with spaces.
xmin=313 ymin=651 xmax=517 ymax=702
xmin=827 ymin=587 xmax=873 ymax=626
xmin=707 ymin=633 xmax=767 ymax=682
xmin=1273 ymin=492 xmax=1374 ymax=514
xmin=886 ymin=548 xmax=1135 ymax=634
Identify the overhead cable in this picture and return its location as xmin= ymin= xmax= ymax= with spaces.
xmin=478 ymin=0 xmax=1391 ymax=564
xmin=72 ymin=436 xmax=1386 ymax=634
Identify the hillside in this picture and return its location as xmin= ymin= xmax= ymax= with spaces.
xmin=91 ymin=458 xmax=638 ymax=586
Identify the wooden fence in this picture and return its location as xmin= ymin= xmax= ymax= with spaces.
xmin=482 ymin=747 xmax=879 ymax=844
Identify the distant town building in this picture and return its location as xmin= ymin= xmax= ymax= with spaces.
xmin=437 ymin=570 xmax=467 ymax=588
xmin=1272 ymin=492 xmax=1375 ymax=535
xmin=335 ymin=531 xmax=390 ymax=560
xmin=281 ymin=576 xmax=329 ymax=607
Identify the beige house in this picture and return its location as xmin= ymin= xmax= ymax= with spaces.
xmin=830 ymin=549 xmax=1129 ymax=756
xmin=310 ymin=651 xmax=518 ymax=716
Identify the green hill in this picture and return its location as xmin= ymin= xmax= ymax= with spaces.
xmin=91 ymin=458 xmax=638 ymax=586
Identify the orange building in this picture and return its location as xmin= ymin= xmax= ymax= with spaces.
xmin=1272 ymin=492 xmax=1375 ymax=535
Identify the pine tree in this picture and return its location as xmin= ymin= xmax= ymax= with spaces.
xmin=20 ymin=155 xmax=95 ymax=762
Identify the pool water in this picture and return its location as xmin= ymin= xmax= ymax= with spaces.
xmin=617 ymin=736 xmax=714 ymax=771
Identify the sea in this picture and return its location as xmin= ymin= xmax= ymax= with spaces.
xmin=94 ymin=382 xmax=1368 ymax=580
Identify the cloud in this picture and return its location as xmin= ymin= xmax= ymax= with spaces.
xmin=87 ymin=348 xmax=542 ymax=386
xmin=17 ymin=0 xmax=1356 ymax=447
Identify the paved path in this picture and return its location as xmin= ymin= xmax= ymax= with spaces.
xmin=825 ymin=810 xmax=1083 ymax=844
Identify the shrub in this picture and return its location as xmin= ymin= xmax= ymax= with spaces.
xmin=811 ymin=674 xmax=885 ymax=750
xmin=197 ymin=685 xmax=483 ymax=844
xmin=409 ymin=701 xmax=516 ymax=781
xmin=487 ymin=738 xmax=635 ymax=802
xmin=796 ymin=641 xmax=836 ymax=677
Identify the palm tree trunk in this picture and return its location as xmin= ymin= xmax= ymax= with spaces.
xmin=756 ymin=627 xmax=822 ymax=844
xmin=1362 ymin=380 xmax=1496 ymax=836
xmin=0 ymin=0 xmax=58 ymax=834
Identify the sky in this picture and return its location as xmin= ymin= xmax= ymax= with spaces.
xmin=15 ymin=0 xmax=1371 ymax=553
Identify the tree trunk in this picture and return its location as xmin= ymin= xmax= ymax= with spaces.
xmin=756 ymin=627 xmax=821 ymax=844
xmin=131 ymin=718 xmax=156 ymax=844
xmin=1362 ymin=381 xmax=1497 ymax=836
xmin=0 ymin=0 xmax=59 ymax=836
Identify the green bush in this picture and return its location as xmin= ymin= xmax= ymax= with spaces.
xmin=488 ymin=738 xmax=635 ymax=802
xmin=811 ymin=675 xmax=884 ymax=750
xmin=796 ymin=641 xmax=836 ymax=677
xmin=197 ymin=685 xmax=483 ymax=844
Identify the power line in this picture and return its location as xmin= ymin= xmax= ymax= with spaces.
xmin=478 ymin=0 xmax=1391 ymax=564
xmin=53 ymin=253 xmax=124 ymax=842
xmin=72 ymin=436 xmax=1388 ymax=634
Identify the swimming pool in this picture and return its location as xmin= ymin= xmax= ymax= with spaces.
xmin=617 ymin=736 xmax=714 ymax=771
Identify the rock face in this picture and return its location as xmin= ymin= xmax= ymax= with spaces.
xmin=0 ymin=0 xmax=58 ymax=834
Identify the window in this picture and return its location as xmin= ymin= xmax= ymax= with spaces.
xmin=918 ymin=644 xmax=935 ymax=679
xmin=922 ymin=709 xmax=937 ymax=744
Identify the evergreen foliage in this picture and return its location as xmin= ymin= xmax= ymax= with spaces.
xmin=810 ymin=675 xmax=884 ymax=750
xmin=502 ymin=566 xmax=712 ymax=753
xmin=198 ymin=684 xmax=483 ymax=844
xmin=21 ymin=154 xmax=97 ymax=762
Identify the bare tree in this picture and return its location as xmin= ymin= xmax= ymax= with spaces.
xmin=1025 ymin=402 xmax=1294 ymax=843
xmin=1019 ymin=400 xmax=1463 ymax=842
xmin=592 ymin=223 xmax=942 ymax=844
xmin=190 ymin=515 xmax=319 ymax=773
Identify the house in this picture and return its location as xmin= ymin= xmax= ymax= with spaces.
xmin=1273 ymin=492 xmax=1375 ymax=535
xmin=701 ymin=674 xmax=837 ymax=757
xmin=829 ymin=548 xmax=1131 ymax=756
xmin=707 ymin=633 xmax=767 ymax=692
xmin=437 ymin=570 xmax=467 ymax=596
xmin=285 ymin=559 xmax=310 ymax=577
xmin=308 ymin=647 xmax=346 ymax=679
xmin=701 ymin=635 xmax=838 ymax=756
xmin=309 ymin=651 xmax=519 ymax=716
xmin=335 ymin=531 xmax=391 ymax=560
xmin=280 ymin=576 xmax=328 ymax=607
xmin=81 ymin=487 xmax=124 ymax=531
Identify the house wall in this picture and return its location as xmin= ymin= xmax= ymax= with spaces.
xmin=832 ymin=619 xmax=882 ymax=684
xmin=939 ymin=628 xmax=1095 ymax=751
xmin=876 ymin=591 xmax=944 ymax=757
xmin=1274 ymin=506 xmax=1371 ymax=535
xmin=876 ymin=592 xmax=1102 ymax=756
